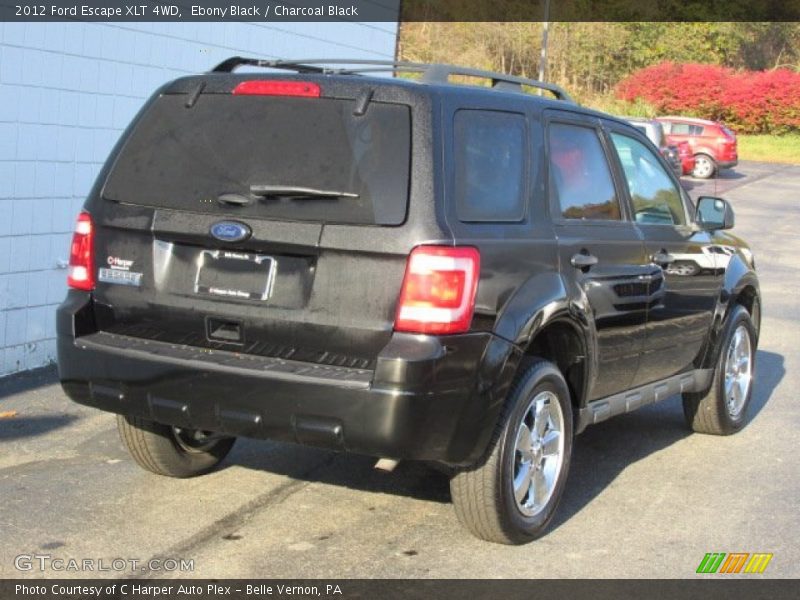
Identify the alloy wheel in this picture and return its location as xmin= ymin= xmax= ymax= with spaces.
xmin=724 ymin=324 xmax=753 ymax=418
xmin=512 ymin=391 xmax=565 ymax=517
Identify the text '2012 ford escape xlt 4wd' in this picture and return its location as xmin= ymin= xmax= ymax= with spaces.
xmin=57 ymin=59 xmax=761 ymax=544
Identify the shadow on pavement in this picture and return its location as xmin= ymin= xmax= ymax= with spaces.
xmin=229 ymin=440 xmax=452 ymax=504
xmin=553 ymin=348 xmax=783 ymax=531
xmin=750 ymin=349 xmax=784 ymax=422
xmin=0 ymin=365 xmax=59 ymax=401
xmin=226 ymin=351 xmax=783 ymax=514
xmin=0 ymin=414 xmax=80 ymax=441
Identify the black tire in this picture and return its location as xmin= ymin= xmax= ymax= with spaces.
xmin=450 ymin=359 xmax=573 ymax=544
xmin=682 ymin=305 xmax=757 ymax=435
xmin=117 ymin=415 xmax=236 ymax=478
xmin=692 ymin=153 xmax=717 ymax=179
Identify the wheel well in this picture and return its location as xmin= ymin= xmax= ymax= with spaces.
xmin=524 ymin=322 xmax=586 ymax=408
xmin=735 ymin=285 xmax=760 ymax=333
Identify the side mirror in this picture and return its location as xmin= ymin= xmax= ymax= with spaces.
xmin=696 ymin=196 xmax=734 ymax=231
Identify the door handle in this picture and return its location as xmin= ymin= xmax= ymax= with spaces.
xmin=651 ymin=251 xmax=675 ymax=266
xmin=571 ymin=252 xmax=599 ymax=269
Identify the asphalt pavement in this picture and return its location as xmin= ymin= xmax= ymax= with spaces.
xmin=1 ymin=161 xmax=798 ymax=578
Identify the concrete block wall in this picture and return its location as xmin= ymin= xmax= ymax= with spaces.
xmin=0 ymin=21 xmax=397 ymax=377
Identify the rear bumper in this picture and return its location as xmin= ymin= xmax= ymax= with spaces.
xmin=57 ymin=293 xmax=518 ymax=465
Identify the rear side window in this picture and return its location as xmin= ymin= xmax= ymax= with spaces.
xmin=103 ymin=93 xmax=411 ymax=225
xmin=610 ymin=133 xmax=686 ymax=226
xmin=670 ymin=122 xmax=691 ymax=135
xmin=548 ymin=123 xmax=621 ymax=221
xmin=454 ymin=110 xmax=526 ymax=222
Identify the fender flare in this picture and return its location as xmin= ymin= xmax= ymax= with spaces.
xmin=697 ymin=254 xmax=760 ymax=370
xmin=493 ymin=272 xmax=596 ymax=407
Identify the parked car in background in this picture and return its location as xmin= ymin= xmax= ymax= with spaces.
xmin=656 ymin=116 xmax=738 ymax=179
xmin=623 ymin=117 xmax=683 ymax=177
xmin=676 ymin=140 xmax=696 ymax=176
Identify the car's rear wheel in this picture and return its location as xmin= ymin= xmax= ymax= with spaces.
xmin=682 ymin=305 xmax=757 ymax=435
xmin=450 ymin=359 xmax=573 ymax=544
xmin=692 ymin=153 xmax=717 ymax=179
xmin=117 ymin=415 xmax=236 ymax=477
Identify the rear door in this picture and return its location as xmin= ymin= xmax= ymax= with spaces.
xmin=545 ymin=111 xmax=651 ymax=401
xmin=90 ymin=80 xmax=420 ymax=369
xmin=604 ymin=126 xmax=722 ymax=386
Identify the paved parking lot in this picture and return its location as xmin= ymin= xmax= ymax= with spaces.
xmin=1 ymin=161 xmax=798 ymax=578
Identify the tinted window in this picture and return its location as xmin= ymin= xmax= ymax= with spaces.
xmin=610 ymin=133 xmax=686 ymax=226
xmin=454 ymin=110 xmax=526 ymax=222
xmin=104 ymin=94 xmax=411 ymax=225
xmin=548 ymin=123 xmax=620 ymax=220
xmin=691 ymin=125 xmax=705 ymax=135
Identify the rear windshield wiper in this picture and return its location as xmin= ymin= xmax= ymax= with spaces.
xmin=250 ymin=185 xmax=359 ymax=199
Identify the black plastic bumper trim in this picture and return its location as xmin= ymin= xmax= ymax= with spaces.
xmin=76 ymin=331 xmax=373 ymax=389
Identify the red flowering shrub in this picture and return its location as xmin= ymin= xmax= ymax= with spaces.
xmin=616 ymin=62 xmax=800 ymax=134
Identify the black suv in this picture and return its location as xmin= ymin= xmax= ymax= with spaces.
xmin=57 ymin=59 xmax=760 ymax=544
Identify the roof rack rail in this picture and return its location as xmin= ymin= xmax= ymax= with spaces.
xmin=210 ymin=57 xmax=574 ymax=102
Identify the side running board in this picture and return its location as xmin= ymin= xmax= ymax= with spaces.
xmin=575 ymin=369 xmax=714 ymax=433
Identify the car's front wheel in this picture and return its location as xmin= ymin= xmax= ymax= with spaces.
xmin=450 ymin=359 xmax=573 ymax=544
xmin=682 ymin=305 xmax=757 ymax=435
xmin=117 ymin=415 xmax=236 ymax=477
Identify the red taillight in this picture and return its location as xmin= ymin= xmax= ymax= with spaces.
xmin=67 ymin=211 xmax=95 ymax=291
xmin=232 ymin=80 xmax=321 ymax=97
xmin=395 ymin=246 xmax=480 ymax=335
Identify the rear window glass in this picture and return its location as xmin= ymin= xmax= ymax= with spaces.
xmin=454 ymin=110 xmax=526 ymax=222
xmin=103 ymin=93 xmax=411 ymax=225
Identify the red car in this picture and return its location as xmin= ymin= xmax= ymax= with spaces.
xmin=656 ymin=116 xmax=738 ymax=179
xmin=675 ymin=140 xmax=695 ymax=176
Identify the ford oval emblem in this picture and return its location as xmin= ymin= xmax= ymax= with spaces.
xmin=210 ymin=221 xmax=251 ymax=243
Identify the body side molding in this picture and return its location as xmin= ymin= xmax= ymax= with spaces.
xmin=576 ymin=369 xmax=713 ymax=433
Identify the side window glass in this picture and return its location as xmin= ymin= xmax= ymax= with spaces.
xmin=671 ymin=123 xmax=691 ymax=135
xmin=610 ymin=132 xmax=686 ymax=226
xmin=691 ymin=125 xmax=705 ymax=136
xmin=548 ymin=123 xmax=621 ymax=221
xmin=454 ymin=110 xmax=526 ymax=222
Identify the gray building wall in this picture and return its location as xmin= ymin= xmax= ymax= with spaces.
xmin=0 ymin=21 xmax=397 ymax=376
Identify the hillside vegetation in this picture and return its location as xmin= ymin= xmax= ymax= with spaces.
xmin=398 ymin=23 xmax=800 ymax=160
xmin=398 ymin=23 xmax=800 ymax=100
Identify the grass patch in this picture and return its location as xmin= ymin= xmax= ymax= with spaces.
xmin=737 ymin=134 xmax=800 ymax=164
